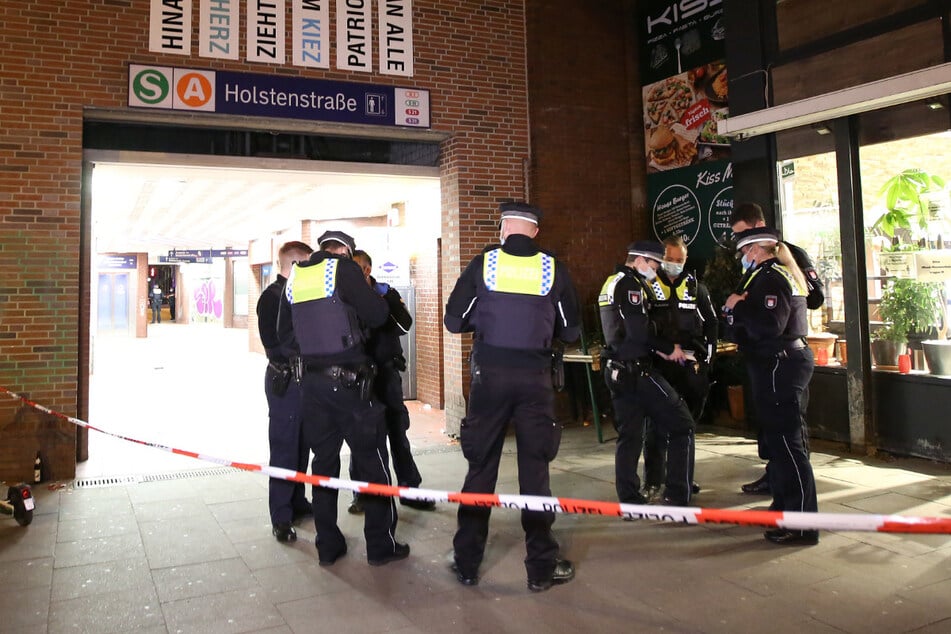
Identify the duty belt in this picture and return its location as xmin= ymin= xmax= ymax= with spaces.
xmin=305 ymin=364 xmax=361 ymax=384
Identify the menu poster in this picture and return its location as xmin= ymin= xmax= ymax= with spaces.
xmin=642 ymin=60 xmax=729 ymax=174
xmin=640 ymin=0 xmax=725 ymax=86
xmin=648 ymin=160 xmax=733 ymax=258
xmin=638 ymin=0 xmax=731 ymax=260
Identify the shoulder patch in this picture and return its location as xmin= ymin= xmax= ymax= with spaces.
xmin=807 ymin=269 xmax=819 ymax=281
xmin=629 ymin=290 xmax=642 ymax=306
xmin=765 ymin=295 xmax=777 ymax=309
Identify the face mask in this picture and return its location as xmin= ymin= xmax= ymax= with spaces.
xmin=741 ymin=253 xmax=754 ymax=272
xmin=662 ymin=262 xmax=684 ymax=278
xmin=638 ymin=265 xmax=657 ymax=281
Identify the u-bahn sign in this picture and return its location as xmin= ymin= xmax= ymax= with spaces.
xmin=128 ymin=64 xmax=430 ymax=128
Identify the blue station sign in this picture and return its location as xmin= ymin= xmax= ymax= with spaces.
xmin=128 ymin=64 xmax=431 ymax=128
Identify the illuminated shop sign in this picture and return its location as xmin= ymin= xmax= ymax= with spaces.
xmin=128 ymin=64 xmax=430 ymax=128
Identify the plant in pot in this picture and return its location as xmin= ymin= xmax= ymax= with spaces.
xmin=700 ymin=242 xmax=746 ymax=421
xmin=870 ymin=168 xmax=946 ymax=242
xmin=872 ymin=278 xmax=945 ymax=368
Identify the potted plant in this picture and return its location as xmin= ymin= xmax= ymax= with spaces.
xmin=870 ymin=168 xmax=945 ymax=240
xmin=872 ymin=278 xmax=945 ymax=367
xmin=700 ymin=243 xmax=746 ymax=422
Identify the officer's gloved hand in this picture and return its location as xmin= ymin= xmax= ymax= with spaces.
xmin=373 ymin=282 xmax=391 ymax=296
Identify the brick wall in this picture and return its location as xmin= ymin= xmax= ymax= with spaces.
xmin=0 ymin=1 xmax=532 ymax=472
xmin=526 ymin=0 xmax=641 ymax=312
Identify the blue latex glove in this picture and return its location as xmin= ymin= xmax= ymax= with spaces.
xmin=374 ymin=282 xmax=390 ymax=296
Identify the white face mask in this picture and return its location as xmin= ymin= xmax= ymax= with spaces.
xmin=638 ymin=265 xmax=657 ymax=281
xmin=662 ymin=262 xmax=684 ymax=278
xmin=741 ymin=252 xmax=754 ymax=272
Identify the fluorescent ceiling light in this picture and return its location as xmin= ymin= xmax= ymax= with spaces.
xmin=718 ymin=62 xmax=951 ymax=140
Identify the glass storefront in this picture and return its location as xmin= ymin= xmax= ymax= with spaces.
xmin=775 ymin=98 xmax=951 ymax=375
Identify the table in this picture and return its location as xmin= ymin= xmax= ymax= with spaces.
xmin=562 ymin=341 xmax=605 ymax=442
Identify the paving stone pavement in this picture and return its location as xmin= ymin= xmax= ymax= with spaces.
xmin=4 ymin=421 xmax=951 ymax=634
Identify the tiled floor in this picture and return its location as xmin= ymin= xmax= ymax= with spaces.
xmin=4 ymin=324 xmax=951 ymax=632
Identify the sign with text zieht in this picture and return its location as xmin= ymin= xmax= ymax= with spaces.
xmin=128 ymin=64 xmax=430 ymax=128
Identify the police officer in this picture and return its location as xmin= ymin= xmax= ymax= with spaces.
xmin=444 ymin=202 xmax=580 ymax=593
xmin=599 ymin=241 xmax=695 ymax=507
xmin=347 ymin=249 xmax=435 ymax=514
xmin=723 ymin=227 xmax=818 ymax=545
xmin=730 ymin=202 xmax=824 ymax=496
xmin=642 ymin=236 xmax=718 ymax=502
xmin=282 ymin=230 xmax=409 ymax=566
xmin=149 ymin=284 xmax=163 ymax=323
xmin=257 ymin=240 xmax=314 ymax=543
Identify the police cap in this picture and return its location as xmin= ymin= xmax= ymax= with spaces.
xmin=499 ymin=202 xmax=542 ymax=227
xmin=734 ymin=227 xmax=779 ymax=250
xmin=627 ymin=240 xmax=664 ymax=262
xmin=317 ymin=230 xmax=356 ymax=256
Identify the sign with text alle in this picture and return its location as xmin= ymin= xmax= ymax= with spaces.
xmin=128 ymin=64 xmax=430 ymax=128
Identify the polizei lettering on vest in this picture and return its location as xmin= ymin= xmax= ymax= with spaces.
xmin=161 ymin=0 xmax=186 ymax=50
xmin=255 ymin=0 xmax=279 ymax=59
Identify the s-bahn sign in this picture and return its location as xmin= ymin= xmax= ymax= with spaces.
xmin=128 ymin=64 xmax=430 ymax=128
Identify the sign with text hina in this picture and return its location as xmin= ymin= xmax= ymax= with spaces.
xmin=129 ymin=64 xmax=430 ymax=128
xmin=150 ymin=0 xmax=414 ymax=76
xmin=638 ymin=0 xmax=730 ymax=260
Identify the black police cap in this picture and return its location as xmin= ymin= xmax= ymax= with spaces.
xmin=499 ymin=202 xmax=542 ymax=227
xmin=317 ymin=230 xmax=356 ymax=255
xmin=627 ymin=240 xmax=664 ymax=262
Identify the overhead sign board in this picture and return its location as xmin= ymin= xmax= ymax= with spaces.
xmin=129 ymin=64 xmax=431 ymax=128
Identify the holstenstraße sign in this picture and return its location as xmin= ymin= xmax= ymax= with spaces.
xmin=128 ymin=64 xmax=430 ymax=128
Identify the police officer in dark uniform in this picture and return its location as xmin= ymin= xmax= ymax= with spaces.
xmin=730 ymin=202 xmax=824 ymax=496
xmin=257 ymin=240 xmax=314 ymax=543
xmin=444 ymin=202 xmax=580 ymax=593
xmin=347 ymin=249 xmax=435 ymax=514
xmin=598 ymin=241 xmax=695 ymax=507
xmin=642 ymin=236 xmax=718 ymax=502
xmin=723 ymin=227 xmax=818 ymax=545
xmin=282 ymin=230 xmax=409 ymax=566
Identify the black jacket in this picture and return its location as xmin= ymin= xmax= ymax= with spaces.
xmin=444 ymin=234 xmax=581 ymax=368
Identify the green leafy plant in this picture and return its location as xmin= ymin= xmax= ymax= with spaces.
xmin=702 ymin=242 xmax=743 ymax=312
xmin=871 ymin=169 xmax=946 ymax=238
xmin=875 ymin=278 xmax=945 ymax=342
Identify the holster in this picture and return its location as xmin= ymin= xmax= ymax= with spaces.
xmin=551 ymin=350 xmax=565 ymax=392
xmin=356 ymin=363 xmax=377 ymax=401
xmin=268 ymin=362 xmax=292 ymax=397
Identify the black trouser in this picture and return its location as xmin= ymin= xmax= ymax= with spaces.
xmin=265 ymin=367 xmax=310 ymax=524
xmin=747 ymin=359 xmax=811 ymax=464
xmin=608 ymin=364 xmax=695 ymax=504
xmin=453 ymin=367 xmax=562 ymax=582
xmin=300 ymin=371 xmax=399 ymax=561
xmin=644 ymin=358 xmax=709 ymax=488
xmin=150 ymin=305 xmax=160 ymax=323
xmin=349 ymin=365 xmax=421 ymax=488
xmin=748 ymin=347 xmax=818 ymax=527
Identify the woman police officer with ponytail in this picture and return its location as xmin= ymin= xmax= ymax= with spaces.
xmin=722 ymin=227 xmax=819 ymax=546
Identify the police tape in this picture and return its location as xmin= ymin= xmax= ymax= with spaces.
xmin=5 ymin=385 xmax=951 ymax=534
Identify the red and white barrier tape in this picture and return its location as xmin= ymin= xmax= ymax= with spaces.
xmin=5 ymin=386 xmax=951 ymax=534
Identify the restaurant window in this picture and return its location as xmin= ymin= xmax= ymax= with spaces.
xmin=776 ymin=95 xmax=951 ymax=375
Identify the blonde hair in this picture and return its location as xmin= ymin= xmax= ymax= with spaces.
xmin=762 ymin=242 xmax=808 ymax=293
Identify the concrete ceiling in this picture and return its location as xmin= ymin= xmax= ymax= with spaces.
xmin=90 ymin=158 xmax=441 ymax=258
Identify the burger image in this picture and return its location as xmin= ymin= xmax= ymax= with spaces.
xmin=649 ymin=125 xmax=678 ymax=166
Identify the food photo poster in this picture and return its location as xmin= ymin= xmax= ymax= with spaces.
xmin=639 ymin=0 xmax=733 ymax=259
